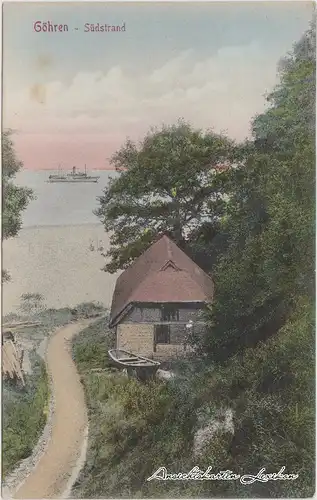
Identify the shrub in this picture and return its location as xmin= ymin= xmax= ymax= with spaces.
xmin=2 ymin=354 xmax=49 ymax=478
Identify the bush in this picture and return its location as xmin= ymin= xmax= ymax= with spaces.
xmin=2 ymin=354 xmax=49 ymax=478
xmin=71 ymin=300 xmax=314 ymax=498
xmin=2 ymin=302 xmax=108 ymax=480
xmin=72 ymin=317 xmax=114 ymax=372
xmin=70 ymin=301 xmax=107 ymax=320
xmin=201 ymin=299 xmax=315 ymax=498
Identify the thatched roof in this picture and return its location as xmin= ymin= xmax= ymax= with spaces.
xmin=109 ymin=234 xmax=214 ymax=327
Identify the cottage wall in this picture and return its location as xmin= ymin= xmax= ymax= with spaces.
xmin=124 ymin=307 xmax=161 ymax=323
xmin=117 ymin=323 xmax=154 ymax=357
xmin=121 ymin=303 xmax=204 ymax=324
xmin=116 ymin=303 xmax=207 ymax=359
xmin=154 ymin=343 xmax=195 ymax=361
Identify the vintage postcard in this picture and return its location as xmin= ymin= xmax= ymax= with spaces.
xmin=2 ymin=1 xmax=315 ymax=499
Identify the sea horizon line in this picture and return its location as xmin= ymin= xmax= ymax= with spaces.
xmin=12 ymin=222 xmax=105 ymax=230
xmin=23 ymin=168 xmax=119 ymax=172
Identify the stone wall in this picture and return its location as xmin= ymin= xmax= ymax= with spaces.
xmin=153 ymin=343 xmax=194 ymax=361
xmin=117 ymin=323 xmax=154 ymax=357
xmin=116 ymin=322 xmax=205 ymax=359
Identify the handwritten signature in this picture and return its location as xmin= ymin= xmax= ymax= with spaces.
xmin=146 ymin=466 xmax=298 ymax=485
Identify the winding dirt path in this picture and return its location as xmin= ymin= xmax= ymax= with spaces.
xmin=14 ymin=320 xmax=93 ymax=499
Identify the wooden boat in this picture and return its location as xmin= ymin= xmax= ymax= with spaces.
xmin=108 ymin=349 xmax=160 ymax=381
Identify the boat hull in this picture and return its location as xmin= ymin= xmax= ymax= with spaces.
xmin=108 ymin=349 xmax=160 ymax=381
xmin=47 ymin=178 xmax=99 ymax=183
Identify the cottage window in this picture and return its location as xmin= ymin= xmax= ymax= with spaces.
xmin=154 ymin=324 xmax=170 ymax=345
xmin=161 ymin=305 xmax=179 ymax=322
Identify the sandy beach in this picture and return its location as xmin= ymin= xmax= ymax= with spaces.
xmin=3 ymin=224 xmax=120 ymax=315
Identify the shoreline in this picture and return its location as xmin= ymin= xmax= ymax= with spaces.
xmin=3 ymin=224 xmax=119 ymax=315
xmin=21 ymin=169 xmax=118 ymax=172
xmin=16 ymin=222 xmax=103 ymax=230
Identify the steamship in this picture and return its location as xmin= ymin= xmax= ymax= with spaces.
xmin=47 ymin=165 xmax=100 ymax=183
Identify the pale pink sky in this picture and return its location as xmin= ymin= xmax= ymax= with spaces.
xmin=3 ymin=2 xmax=313 ymax=170
xmin=12 ymin=133 xmax=121 ymax=170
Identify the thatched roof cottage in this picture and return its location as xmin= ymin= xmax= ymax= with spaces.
xmin=109 ymin=235 xmax=214 ymax=360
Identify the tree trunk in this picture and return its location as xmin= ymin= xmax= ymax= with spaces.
xmin=171 ymin=199 xmax=183 ymax=244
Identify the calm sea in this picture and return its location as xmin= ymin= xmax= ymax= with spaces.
xmin=14 ymin=170 xmax=118 ymax=227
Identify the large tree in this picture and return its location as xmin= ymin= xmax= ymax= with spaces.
xmin=2 ymin=130 xmax=33 ymax=281
xmin=196 ymin=24 xmax=316 ymax=496
xmin=203 ymin=23 xmax=315 ymax=360
xmin=95 ymin=121 xmax=237 ymax=273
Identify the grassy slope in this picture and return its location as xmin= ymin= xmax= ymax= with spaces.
xmin=2 ymin=301 xmax=106 ymax=479
xmin=2 ymin=355 xmax=49 ymax=477
xmin=72 ymin=304 xmax=314 ymax=499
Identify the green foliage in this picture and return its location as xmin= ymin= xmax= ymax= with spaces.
xmin=13 ymin=298 xmax=107 ymax=328
xmin=203 ymin=23 xmax=315 ymax=360
xmin=193 ymin=24 xmax=315 ymax=498
xmin=2 ymin=130 xmax=33 ymax=240
xmin=205 ymin=299 xmax=315 ymax=498
xmin=72 ymin=328 xmax=199 ymax=498
xmin=72 ymin=317 xmax=114 ymax=371
xmin=71 ymin=301 xmax=106 ymax=319
xmin=19 ymin=293 xmax=46 ymax=315
xmin=2 ymin=355 xmax=49 ymax=478
xmin=2 ymin=130 xmax=33 ymax=282
xmin=2 ymin=269 xmax=11 ymax=283
xmin=73 ymin=25 xmax=315 ymax=499
xmin=73 ymin=301 xmax=314 ymax=498
xmin=95 ymin=120 xmax=236 ymax=273
xmin=253 ymin=23 xmax=315 ymax=154
xmin=2 ymin=303 xmax=108 ymax=479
